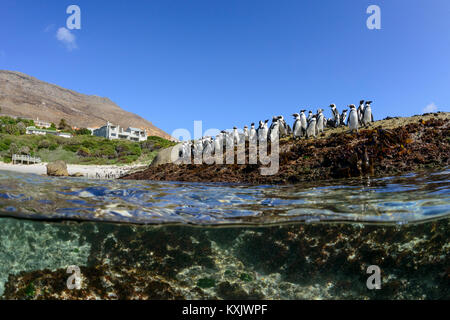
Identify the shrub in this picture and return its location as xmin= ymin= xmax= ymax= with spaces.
xmin=38 ymin=140 xmax=50 ymax=149
xmin=75 ymin=128 xmax=92 ymax=136
xmin=77 ymin=146 xmax=90 ymax=157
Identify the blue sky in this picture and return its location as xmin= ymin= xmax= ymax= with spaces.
xmin=1 ymin=0 xmax=449 ymax=137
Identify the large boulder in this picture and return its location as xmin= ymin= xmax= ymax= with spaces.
xmin=150 ymin=144 xmax=183 ymax=167
xmin=46 ymin=160 xmax=69 ymax=176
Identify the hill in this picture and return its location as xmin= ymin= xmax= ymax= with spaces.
xmin=0 ymin=70 xmax=172 ymax=140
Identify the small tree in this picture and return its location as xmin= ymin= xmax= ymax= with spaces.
xmin=58 ymin=119 xmax=68 ymax=130
xmin=16 ymin=122 xmax=26 ymax=135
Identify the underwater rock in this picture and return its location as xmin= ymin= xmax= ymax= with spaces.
xmin=2 ymin=219 xmax=448 ymax=300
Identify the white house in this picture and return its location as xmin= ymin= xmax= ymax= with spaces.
xmin=25 ymin=126 xmax=72 ymax=138
xmin=93 ymin=121 xmax=147 ymax=142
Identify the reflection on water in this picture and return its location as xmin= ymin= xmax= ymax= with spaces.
xmin=0 ymin=168 xmax=449 ymax=225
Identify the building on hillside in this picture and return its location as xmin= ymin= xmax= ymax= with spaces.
xmin=25 ymin=126 xmax=72 ymax=138
xmin=35 ymin=118 xmax=51 ymax=128
xmin=93 ymin=121 xmax=147 ymax=142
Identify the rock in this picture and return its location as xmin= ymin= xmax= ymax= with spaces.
xmin=70 ymin=172 xmax=84 ymax=177
xmin=150 ymin=144 xmax=183 ymax=167
xmin=46 ymin=160 xmax=69 ymax=176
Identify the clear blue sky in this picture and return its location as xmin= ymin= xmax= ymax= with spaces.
xmin=1 ymin=0 xmax=449 ymax=137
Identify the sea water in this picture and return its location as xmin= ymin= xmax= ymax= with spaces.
xmin=0 ymin=168 xmax=448 ymax=299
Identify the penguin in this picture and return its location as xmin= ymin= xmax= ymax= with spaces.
xmin=329 ymin=104 xmax=340 ymax=127
xmin=256 ymin=120 xmax=264 ymax=137
xmin=292 ymin=113 xmax=302 ymax=139
xmin=316 ymin=109 xmax=324 ymax=134
xmin=257 ymin=120 xmax=269 ymax=142
xmin=347 ymin=104 xmax=359 ymax=133
xmin=307 ymin=110 xmax=313 ymax=122
xmin=299 ymin=110 xmax=308 ymax=137
xmin=269 ymin=116 xmax=279 ymax=136
xmin=243 ymin=125 xmax=249 ymax=142
xmin=249 ymin=123 xmax=257 ymax=144
xmin=269 ymin=119 xmax=280 ymax=142
xmin=194 ymin=139 xmax=203 ymax=157
xmin=278 ymin=115 xmax=291 ymax=137
xmin=306 ymin=115 xmax=317 ymax=138
xmin=214 ymin=134 xmax=223 ymax=154
xmin=362 ymin=101 xmax=374 ymax=127
xmin=340 ymin=109 xmax=348 ymax=126
xmin=233 ymin=126 xmax=241 ymax=145
xmin=357 ymin=100 xmax=365 ymax=125
xmin=203 ymin=138 xmax=213 ymax=156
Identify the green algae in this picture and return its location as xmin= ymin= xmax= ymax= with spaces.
xmin=197 ymin=278 xmax=216 ymax=289
xmin=240 ymin=273 xmax=252 ymax=282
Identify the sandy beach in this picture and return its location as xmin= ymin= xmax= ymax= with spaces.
xmin=0 ymin=161 xmax=146 ymax=179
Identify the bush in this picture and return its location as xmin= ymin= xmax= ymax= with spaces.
xmin=38 ymin=140 xmax=50 ymax=149
xmin=63 ymin=144 xmax=80 ymax=153
xmin=0 ymin=141 xmax=9 ymax=152
xmin=75 ymin=128 xmax=92 ymax=136
xmin=77 ymin=146 xmax=90 ymax=157
xmin=143 ymin=136 xmax=176 ymax=150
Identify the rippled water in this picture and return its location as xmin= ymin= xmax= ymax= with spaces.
xmin=0 ymin=168 xmax=449 ymax=225
xmin=0 ymin=169 xmax=448 ymax=299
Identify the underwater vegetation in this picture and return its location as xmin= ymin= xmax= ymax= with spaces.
xmin=1 ymin=217 xmax=448 ymax=300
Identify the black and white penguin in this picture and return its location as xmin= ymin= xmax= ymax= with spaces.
xmin=340 ymin=109 xmax=348 ymax=126
xmin=278 ymin=115 xmax=291 ymax=137
xmin=299 ymin=110 xmax=308 ymax=137
xmin=362 ymin=101 xmax=374 ymax=127
xmin=232 ymin=126 xmax=242 ymax=145
xmin=347 ymin=104 xmax=359 ymax=132
xmin=214 ymin=133 xmax=223 ymax=154
xmin=316 ymin=109 xmax=324 ymax=134
xmin=292 ymin=113 xmax=302 ymax=139
xmin=257 ymin=120 xmax=269 ymax=142
xmin=357 ymin=100 xmax=365 ymax=125
xmin=306 ymin=115 xmax=317 ymax=138
xmin=269 ymin=118 xmax=280 ymax=142
xmin=243 ymin=125 xmax=249 ymax=142
xmin=269 ymin=116 xmax=279 ymax=135
xmin=249 ymin=123 xmax=257 ymax=144
xmin=307 ymin=110 xmax=313 ymax=122
xmin=329 ymin=104 xmax=340 ymax=127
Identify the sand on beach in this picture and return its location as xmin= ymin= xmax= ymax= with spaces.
xmin=0 ymin=162 xmax=146 ymax=179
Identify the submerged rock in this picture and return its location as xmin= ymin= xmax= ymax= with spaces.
xmin=1 ymin=219 xmax=448 ymax=300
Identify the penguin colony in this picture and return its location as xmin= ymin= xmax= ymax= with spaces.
xmin=179 ymin=100 xmax=374 ymax=162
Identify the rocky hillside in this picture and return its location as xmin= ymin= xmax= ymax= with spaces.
xmin=0 ymin=70 xmax=172 ymax=139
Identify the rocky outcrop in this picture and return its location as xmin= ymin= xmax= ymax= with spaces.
xmin=122 ymin=113 xmax=450 ymax=184
xmin=46 ymin=160 xmax=69 ymax=177
xmin=150 ymin=144 xmax=183 ymax=167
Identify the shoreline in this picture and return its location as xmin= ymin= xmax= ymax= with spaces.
xmin=0 ymin=161 xmax=147 ymax=179
xmin=122 ymin=112 xmax=450 ymax=184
